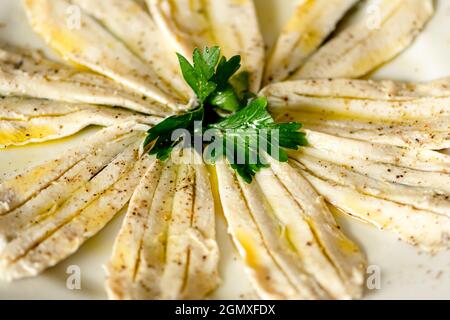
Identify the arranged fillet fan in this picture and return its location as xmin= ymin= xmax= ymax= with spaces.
xmin=0 ymin=0 xmax=448 ymax=300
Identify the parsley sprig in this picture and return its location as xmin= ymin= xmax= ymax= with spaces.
xmin=206 ymin=97 xmax=307 ymax=183
xmin=143 ymin=47 xmax=307 ymax=183
xmin=176 ymin=46 xmax=250 ymax=111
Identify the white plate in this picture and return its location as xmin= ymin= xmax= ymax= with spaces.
xmin=0 ymin=0 xmax=449 ymax=300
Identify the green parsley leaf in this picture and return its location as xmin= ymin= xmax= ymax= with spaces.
xmin=177 ymin=46 xmax=244 ymax=110
xmin=214 ymin=55 xmax=241 ymax=87
xmin=144 ymin=107 xmax=204 ymax=161
xmin=176 ymin=47 xmax=221 ymax=105
xmin=230 ymin=71 xmax=251 ymax=101
xmin=176 ymin=54 xmax=201 ymax=98
xmin=196 ymin=46 xmax=221 ymax=80
xmin=209 ymin=86 xmax=240 ymax=112
xmin=208 ymin=56 xmax=245 ymax=112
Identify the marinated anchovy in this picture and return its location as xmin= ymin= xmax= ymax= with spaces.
xmin=0 ymin=97 xmax=158 ymax=147
xmin=106 ymin=148 xmax=220 ymax=300
xmin=289 ymin=148 xmax=450 ymax=195
xmin=292 ymin=0 xmax=434 ymax=79
xmin=71 ymin=0 xmax=191 ymax=100
xmin=0 ymin=0 xmax=445 ymax=301
xmin=298 ymin=167 xmax=450 ymax=253
xmin=275 ymin=111 xmax=450 ymax=150
xmin=0 ymin=123 xmax=137 ymax=213
xmin=287 ymin=128 xmax=450 ymax=252
xmin=0 ymin=125 xmax=153 ymax=280
xmin=215 ymin=159 xmax=365 ymax=299
xmin=149 ymin=0 xmax=265 ymax=92
xmin=298 ymin=155 xmax=450 ymax=218
xmin=262 ymin=77 xmax=450 ymax=121
xmin=265 ymin=0 xmax=359 ymax=84
xmin=23 ymin=0 xmax=185 ymax=108
xmin=0 ymin=48 xmax=173 ymax=115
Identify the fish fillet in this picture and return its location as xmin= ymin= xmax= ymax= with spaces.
xmin=276 ymin=112 xmax=450 ymax=150
xmin=215 ymin=159 xmax=366 ymax=299
xmin=0 ymin=134 xmax=153 ymax=280
xmin=148 ymin=0 xmax=265 ymax=92
xmin=296 ymin=165 xmax=450 ymax=253
xmin=23 ymin=0 xmax=184 ymax=109
xmin=0 ymin=123 xmax=142 ymax=215
xmin=289 ymin=148 xmax=450 ymax=195
xmin=293 ymin=0 xmax=434 ymax=79
xmin=264 ymin=0 xmax=359 ymax=84
xmin=0 ymin=132 xmax=141 ymax=246
xmin=305 ymin=130 xmax=450 ymax=173
xmin=106 ymin=148 xmax=220 ymax=300
xmin=71 ymin=0 xmax=191 ymax=100
xmin=0 ymin=97 xmax=158 ymax=147
xmin=0 ymin=47 xmax=172 ymax=115
xmin=298 ymin=155 xmax=450 ymax=218
xmin=262 ymin=78 xmax=450 ymax=121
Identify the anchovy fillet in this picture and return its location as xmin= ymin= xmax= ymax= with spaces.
xmin=215 ymin=159 xmax=365 ymax=299
xmin=264 ymin=0 xmax=359 ymax=84
xmin=0 ymin=47 xmax=172 ymax=115
xmin=0 ymin=125 xmax=153 ymax=280
xmin=23 ymin=0 xmax=184 ymax=108
xmin=293 ymin=0 xmax=434 ymax=79
xmin=148 ymin=0 xmax=265 ymax=92
xmin=106 ymin=148 xmax=220 ymax=300
xmin=0 ymin=97 xmax=158 ymax=147
xmin=71 ymin=0 xmax=191 ymax=100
